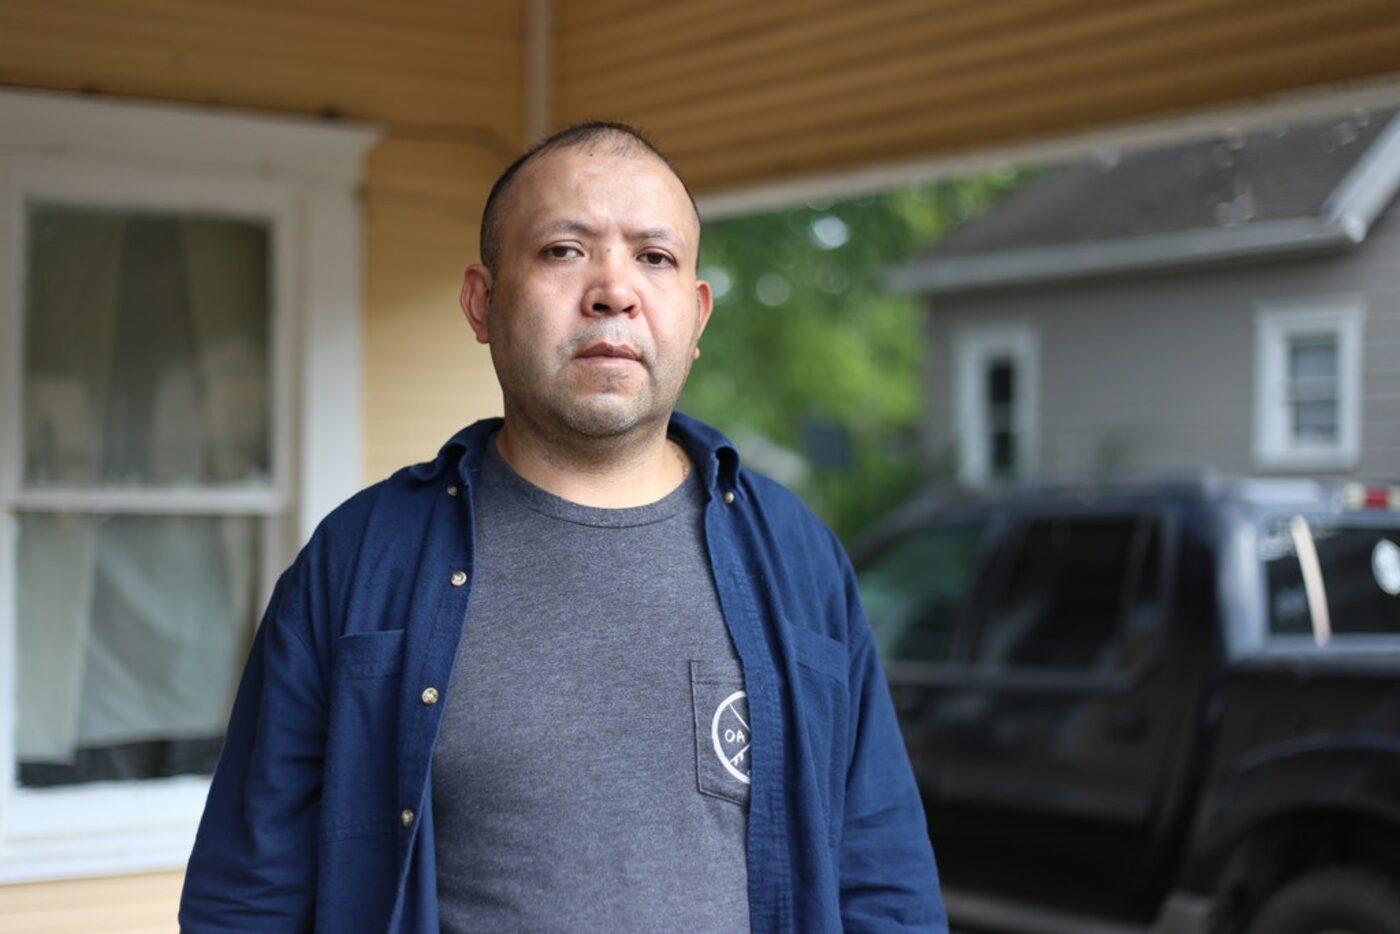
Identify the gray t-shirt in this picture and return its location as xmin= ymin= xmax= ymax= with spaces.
xmin=432 ymin=439 xmax=750 ymax=933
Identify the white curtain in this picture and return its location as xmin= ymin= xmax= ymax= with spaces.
xmin=16 ymin=206 xmax=268 ymax=767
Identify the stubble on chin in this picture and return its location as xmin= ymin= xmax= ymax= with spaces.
xmin=496 ymin=324 xmax=697 ymax=444
xmin=496 ymin=349 xmax=648 ymax=443
xmin=551 ymin=367 xmax=656 ymax=439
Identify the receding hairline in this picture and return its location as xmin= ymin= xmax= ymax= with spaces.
xmin=479 ymin=122 xmax=701 ymax=272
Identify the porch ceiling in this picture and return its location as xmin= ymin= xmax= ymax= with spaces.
xmin=555 ymin=0 xmax=1400 ymax=194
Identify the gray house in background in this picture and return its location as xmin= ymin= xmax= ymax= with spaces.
xmin=892 ymin=110 xmax=1400 ymax=485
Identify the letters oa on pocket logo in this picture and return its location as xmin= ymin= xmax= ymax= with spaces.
xmin=711 ymin=691 xmax=751 ymax=785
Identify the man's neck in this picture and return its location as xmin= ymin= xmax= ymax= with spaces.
xmin=492 ymin=420 xmax=691 ymax=509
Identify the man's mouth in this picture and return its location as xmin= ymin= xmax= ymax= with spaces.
xmin=575 ymin=342 xmax=642 ymax=363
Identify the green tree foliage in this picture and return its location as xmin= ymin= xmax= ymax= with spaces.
xmin=682 ymin=172 xmax=1025 ymax=543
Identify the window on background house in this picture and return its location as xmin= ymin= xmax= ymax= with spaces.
xmin=1254 ymin=299 xmax=1365 ymax=471
xmin=953 ymin=325 xmax=1038 ymax=484
xmin=985 ymin=356 xmax=1018 ymax=477
xmin=1287 ymin=333 xmax=1341 ymax=443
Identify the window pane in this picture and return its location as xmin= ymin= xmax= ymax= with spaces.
xmin=858 ymin=521 xmax=988 ymax=663
xmin=1288 ymin=334 xmax=1337 ymax=381
xmin=1260 ymin=518 xmax=1400 ymax=637
xmin=974 ymin=517 xmax=1154 ymax=671
xmin=15 ymin=513 xmax=259 ymax=787
xmin=1119 ymin=519 xmax=1165 ymax=670
xmin=1287 ymin=378 xmax=1337 ymax=403
xmin=1292 ymin=399 xmax=1338 ymax=441
xmin=23 ymin=204 xmax=271 ymax=488
xmin=990 ymin=429 xmax=1016 ymax=474
xmin=987 ymin=358 xmax=1016 ymax=407
xmin=987 ymin=403 xmax=1015 ymax=432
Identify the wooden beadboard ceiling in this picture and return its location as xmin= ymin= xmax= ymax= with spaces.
xmin=0 ymin=0 xmax=525 ymax=152
xmin=554 ymin=0 xmax=1400 ymax=193
xmin=1 ymin=0 xmax=1396 ymax=196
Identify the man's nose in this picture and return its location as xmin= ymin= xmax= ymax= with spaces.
xmin=583 ymin=252 xmax=640 ymax=317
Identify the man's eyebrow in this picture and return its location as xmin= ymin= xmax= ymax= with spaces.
xmin=535 ymin=219 xmax=598 ymax=238
xmin=533 ymin=219 xmax=685 ymax=247
xmin=631 ymin=226 xmax=683 ymax=246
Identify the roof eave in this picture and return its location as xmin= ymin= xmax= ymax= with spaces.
xmin=890 ymin=113 xmax=1400 ymax=298
xmin=887 ymin=216 xmax=1357 ymax=296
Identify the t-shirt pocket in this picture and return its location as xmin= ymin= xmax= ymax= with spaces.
xmin=690 ymin=659 xmax=750 ymax=807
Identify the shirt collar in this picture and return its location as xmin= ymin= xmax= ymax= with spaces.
xmin=407 ymin=412 xmax=742 ymax=499
xmin=667 ymin=410 xmax=741 ymax=498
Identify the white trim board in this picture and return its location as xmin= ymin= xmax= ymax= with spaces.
xmin=0 ymin=88 xmax=378 ymax=187
xmin=888 ymin=216 xmax=1358 ymax=295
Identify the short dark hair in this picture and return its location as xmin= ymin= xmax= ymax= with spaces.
xmin=478 ymin=120 xmax=699 ymax=273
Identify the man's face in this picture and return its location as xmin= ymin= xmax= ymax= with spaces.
xmin=462 ymin=145 xmax=713 ymax=444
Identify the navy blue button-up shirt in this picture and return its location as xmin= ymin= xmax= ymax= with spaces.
xmin=180 ymin=414 xmax=945 ymax=932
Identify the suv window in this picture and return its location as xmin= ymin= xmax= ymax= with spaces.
xmin=858 ymin=520 xmax=988 ymax=664
xmin=1259 ymin=517 xmax=1400 ymax=637
xmin=972 ymin=515 xmax=1165 ymax=672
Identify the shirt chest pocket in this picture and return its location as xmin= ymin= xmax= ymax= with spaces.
xmin=321 ymin=628 xmax=405 ymax=842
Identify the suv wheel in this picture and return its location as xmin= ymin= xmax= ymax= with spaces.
xmin=1247 ymin=866 xmax=1400 ymax=934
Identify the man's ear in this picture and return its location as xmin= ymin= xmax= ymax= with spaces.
xmin=461 ymin=265 xmax=493 ymax=344
xmin=692 ymin=279 xmax=715 ymax=360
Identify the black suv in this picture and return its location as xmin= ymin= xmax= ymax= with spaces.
xmin=854 ymin=475 xmax=1400 ymax=934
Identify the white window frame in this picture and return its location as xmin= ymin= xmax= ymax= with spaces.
xmin=0 ymin=89 xmax=377 ymax=883
xmin=951 ymin=323 xmax=1039 ymax=484
xmin=1253 ymin=297 xmax=1365 ymax=472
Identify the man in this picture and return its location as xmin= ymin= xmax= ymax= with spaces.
xmin=180 ymin=122 xmax=945 ymax=932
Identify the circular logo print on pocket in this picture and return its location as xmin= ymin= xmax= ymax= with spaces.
xmin=711 ymin=691 xmax=751 ymax=785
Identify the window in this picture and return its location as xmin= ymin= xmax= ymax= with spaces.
xmin=971 ymin=516 xmax=1165 ymax=672
xmin=1254 ymin=299 xmax=1364 ymax=470
xmin=858 ymin=520 xmax=988 ymax=664
xmin=952 ymin=324 xmax=1038 ymax=484
xmin=0 ymin=90 xmax=375 ymax=881
xmin=17 ymin=205 xmax=272 ymax=792
xmin=1259 ymin=516 xmax=1400 ymax=641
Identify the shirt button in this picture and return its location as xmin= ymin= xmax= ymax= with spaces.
xmin=723 ymin=491 xmax=736 ymax=505
xmin=450 ymin=570 xmax=468 ymax=587
xmin=421 ymin=687 xmax=440 ymax=705
xmin=401 ymin=808 xmax=415 ymax=827
xmin=446 ymin=485 xmax=459 ymax=497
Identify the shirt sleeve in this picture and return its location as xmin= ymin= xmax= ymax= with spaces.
xmin=838 ymin=555 xmax=949 ymax=933
xmin=179 ymin=560 xmax=328 ymax=933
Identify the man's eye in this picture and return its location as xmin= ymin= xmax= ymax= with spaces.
xmin=639 ymin=250 xmax=674 ymax=267
xmin=544 ymin=245 xmax=580 ymax=259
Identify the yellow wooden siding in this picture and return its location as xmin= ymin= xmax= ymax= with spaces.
xmin=0 ymin=0 xmax=520 ymax=483
xmin=554 ymin=0 xmax=1400 ymax=192
xmin=363 ymin=138 xmax=506 ymax=482
xmin=0 ymin=871 xmax=182 ymax=933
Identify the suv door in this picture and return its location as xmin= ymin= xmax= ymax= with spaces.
xmin=857 ymin=515 xmax=993 ymax=787
xmin=931 ymin=509 xmax=1192 ymax=914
